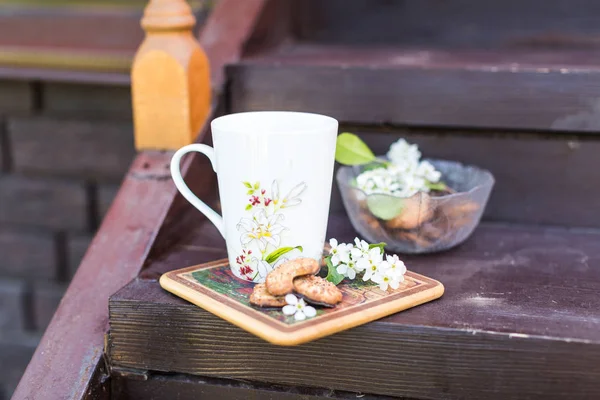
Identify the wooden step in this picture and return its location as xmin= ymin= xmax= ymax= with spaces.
xmin=108 ymin=213 xmax=600 ymax=400
xmin=112 ymin=372 xmax=404 ymax=400
xmin=229 ymin=44 xmax=600 ymax=133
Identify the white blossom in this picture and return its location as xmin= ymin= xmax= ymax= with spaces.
xmin=385 ymin=254 xmax=407 ymax=279
xmin=336 ymin=257 xmax=358 ymax=279
xmin=356 ymin=247 xmax=384 ymax=276
xmin=387 ymin=139 xmax=421 ymax=166
xmin=324 ymin=237 xmax=408 ymax=292
xmin=329 ymin=238 xmax=351 ymax=266
xmin=355 ymin=139 xmax=442 ymax=198
xmin=416 ymin=160 xmax=441 ymax=183
xmin=354 ymin=237 xmax=370 ymax=254
xmin=372 ymin=267 xmax=403 ymax=291
xmin=282 ymin=294 xmax=316 ymax=321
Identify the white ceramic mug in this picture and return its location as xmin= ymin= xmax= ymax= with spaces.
xmin=170 ymin=111 xmax=338 ymax=283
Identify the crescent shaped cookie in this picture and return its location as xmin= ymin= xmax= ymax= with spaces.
xmin=265 ymin=257 xmax=320 ymax=296
xmin=293 ymin=275 xmax=342 ymax=306
xmin=249 ymin=283 xmax=287 ymax=307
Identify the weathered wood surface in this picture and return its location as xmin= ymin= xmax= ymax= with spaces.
xmin=0 ymin=65 xmax=131 ymax=85
xmin=112 ymin=372 xmax=400 ymax=400
xmin=294 ymin=0 xmax=600 ymax=48
xmin=12 ymin=0 xmax=269 ymax=397
xmin=109 ymin=212 xmax=600 ymax=399
xmin=229 ymin=44 xmax=600 ymax=132
xmin=199 ymin=0 xmax=269 ymax=88
xmin=10 ymin=150 xmax=188 ymax=400
xmin=327 ymin=127 xmax=600 ymax=228
xmin=0 ymin=2 xmax=209 ymax=74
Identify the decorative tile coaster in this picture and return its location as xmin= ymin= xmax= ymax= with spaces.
xmin=160 ymin=258 xmax=444 ymax=346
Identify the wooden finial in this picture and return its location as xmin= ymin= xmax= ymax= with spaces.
xmin=132 ymin=0 xmax=211 ymax=150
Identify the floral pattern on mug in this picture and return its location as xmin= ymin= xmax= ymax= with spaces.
xmin=235 ymin=180 xmax=306 ymax=282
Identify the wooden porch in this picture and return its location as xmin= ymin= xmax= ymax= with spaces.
xmin=9 ymin=1 xmax=600 ymax=399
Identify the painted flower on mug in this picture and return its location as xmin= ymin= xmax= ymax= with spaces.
xmin=237 ymin=209 xmax=286 ymax=251
xmin=235 ymin=180 xmax=306 ymax=283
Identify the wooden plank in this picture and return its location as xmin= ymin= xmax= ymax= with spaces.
xmin=112 ymin=372 xmax=400 ymax=400
xmin=108 ymin=214 xmax=600 ymax=400
xmin=199 ymin=0 xmax=269 ymax=88
xmin=327 ymin=127 xmax=600 ymax=228
xmin=0 ymin=65 xmax=130 ymax=85
xmin=10 ymin=150 xmax=185 ymax=400
xmin=229 ymin=45 xmax=600 ymax=132
xmin=294 ymin=0 xmax=600 ymax=49
xmin=0 ymin=2 xmax=210 ymax=73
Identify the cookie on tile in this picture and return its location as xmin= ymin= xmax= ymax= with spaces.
xmin=293 ymin=275 xmax=342 ymax=307
xmin=265 ymin=257 xmax=320 ymax=296
xmin=249 ymin=283 xmax=287 ymax=307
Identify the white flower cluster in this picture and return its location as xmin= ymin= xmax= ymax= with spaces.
xmin=356 ymin=139 xmax=441 ymax=198
xmin=329 ymin=238 xmax=407 ymax=291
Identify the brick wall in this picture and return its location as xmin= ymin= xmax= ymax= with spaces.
xmin=0 ymin=79 xmax=135 ymax=398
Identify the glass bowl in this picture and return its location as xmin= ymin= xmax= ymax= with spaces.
xmin=336 ymin=159 xmax=495 ymax=254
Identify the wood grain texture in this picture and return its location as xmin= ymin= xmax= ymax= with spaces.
xmin=0 ymin=65 xmax=130 ymax=85
xmin=109 ymin=214 xmax=600 ymax=399
xmin=0 ymin=2 xmax=209 ymax=74
xmin=8 ymin=116 xmax=135 ymax=180
xmin=199 ymin=0 xmax=268 ymax=88
xmin=229 ymin=45 xmax=600 ymax=132
xmin=294 ymin=0 xmax=600 ymax=48
xmin=10 ymin=132 xmax=212 ymax=399
xmin=112 ymin=372 xmax=401 ymax=400
xmin=132 ymin=0 xmax=211 ymax=150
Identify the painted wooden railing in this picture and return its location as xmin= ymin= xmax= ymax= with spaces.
xmin=11 ymin=1 xmax=267 ymax=399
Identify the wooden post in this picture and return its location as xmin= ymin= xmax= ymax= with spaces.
xmin=132 ymin=0 xmax=211 ymax=150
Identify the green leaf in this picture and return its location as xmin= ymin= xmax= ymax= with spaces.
xmin=361 ymin=161 xmax=388 ymax=172
xmin=245 ymin=204 xmax=252 ymax=211
xmin=426 ymin=181 xmax=447 ymax=191
xmin=246 ymin=189 xmax=254 ymax=195
xmin=253 ymin=181 xmax=260 ymax=190
xmin=243 ymin=181 xmax=252 ymax=188
xmin=325 ymin=256 xmax=345 ymax=285
xmin=265 ymin=246 xmax=303 ymax=264
xmin=368 ymin=242 xmax=387 ymax=253
xmin=335 ymin=132 xmax=376 ymax=165
xmin=366 ymin=194 xmax=405 ymax=220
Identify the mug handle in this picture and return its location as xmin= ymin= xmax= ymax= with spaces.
xmin=170 ymin=144 xmax=225 ymax=238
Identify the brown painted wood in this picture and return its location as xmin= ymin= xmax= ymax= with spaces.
xmin=293 ymin=0 xmax=600 ymax=49
xmin=112 ymin=372 xmax=400 ymax=400
xmin=328 ymin=127 xmax=600 ymax=228
xmin=229 ymin=44 xmax=600 ymax=132
xmin=0 ymin=65 xmax=130 ymax=85
xmin=83 ymin=359 xmax=111 ymax=400
xmin=11 ymin=149 xmax=191 ymax=400
xmin=12 ymin=2 xmax=270 ymax=397
xmin=108 ymin=212 xmax=600 ymax=399
xmin=199 ymin=0 xmax=269 ymax=88
xmin=0 ymin=3 xmax=209 ymax=73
